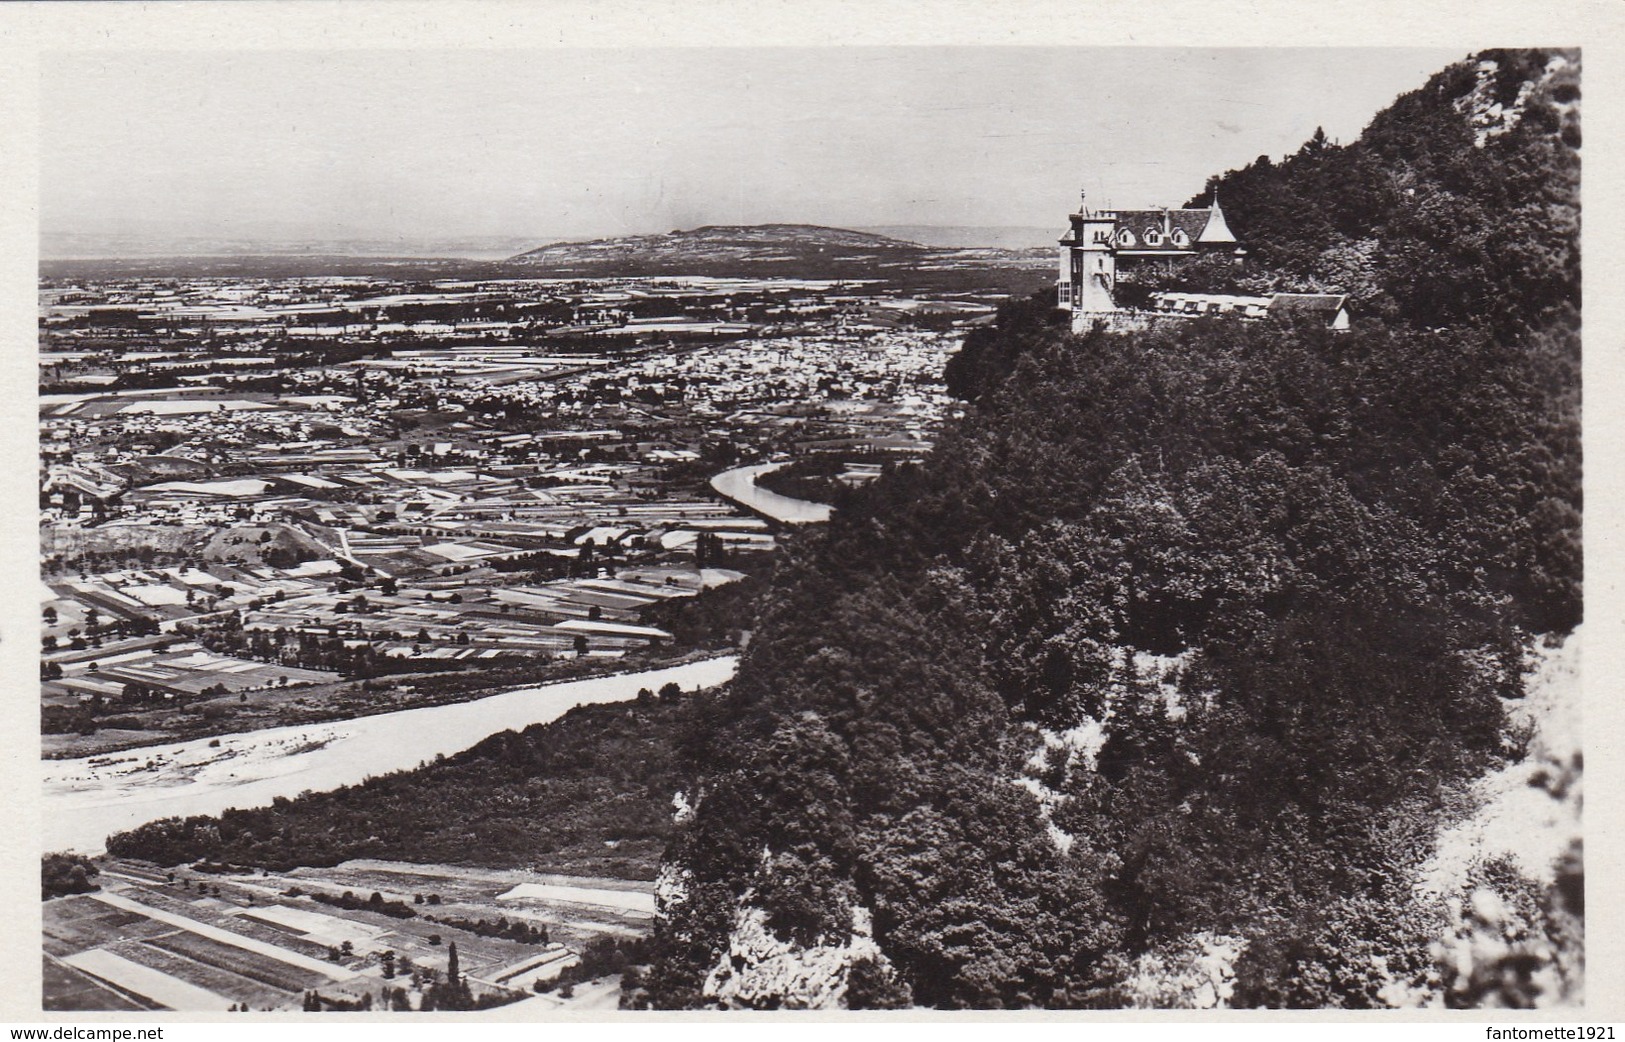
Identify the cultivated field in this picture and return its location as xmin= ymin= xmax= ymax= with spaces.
xmin=43 ymin=857 xmax=651 ymax=1012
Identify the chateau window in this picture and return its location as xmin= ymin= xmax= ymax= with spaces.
xmin=1171 ymin=229 xmax=1189 ymax=247
xmin=1143 ymin=228 xmax=1162 ymax=246
xmin=1117 ymin=229 xmax=1136 ymax=247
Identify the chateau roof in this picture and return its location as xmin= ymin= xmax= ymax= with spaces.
xmin=1111 ymin=208 xmax=1213 ymax=245
xmin=1060 ymin=197 xmax=1241 ymax=250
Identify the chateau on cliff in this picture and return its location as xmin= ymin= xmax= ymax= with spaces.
xmin=1058 ymin=191 xmax=1348 ymax=332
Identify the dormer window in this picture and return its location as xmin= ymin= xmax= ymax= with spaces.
xmin=1170 ymin=229 xmax=1190 ymax=247
xmin=1116 ymin=229 xmax=1137 ymax=247
xmin=1143 ymin=228 xmax=1163 ymax=246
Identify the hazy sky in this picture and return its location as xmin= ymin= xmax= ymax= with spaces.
xmin=43 ymin=47 xmax=1462 ymax=243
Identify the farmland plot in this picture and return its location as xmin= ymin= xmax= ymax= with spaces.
xmin=145 ymin=931 xmax=331 ymax=993
xmin=496 ymin=881 xmax=655 ymax=915
xmin=212 ymin=913 xmax=354 ymax=963
xmin=42 ymin=897 xmax=163 ymax=955
xmin=89 ymin=892 xmax=357 ymax=981
xmin=61 ymin=949 xmax=231 ymax=1012
xmin=43 ymin=955 xmax=150 ymax=1012
xmin=114 ymin=939 xmax=290 ymax=1010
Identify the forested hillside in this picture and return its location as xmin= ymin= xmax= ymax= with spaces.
xmin=106 ymin=700 xmax=697 ymax=880
xmin=643 ymin=48 xmax=1580 ymax=1009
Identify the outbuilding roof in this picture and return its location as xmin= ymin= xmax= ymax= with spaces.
xmin=1267 ymin=292 xmax=1348 ymax=314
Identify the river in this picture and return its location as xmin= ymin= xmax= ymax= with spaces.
xmin=42 ymin=656 xmax=738 ymax=855
xmin=709 ymin=462 xmax=833 ymax=525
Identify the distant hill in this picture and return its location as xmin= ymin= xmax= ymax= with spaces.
xmin=507 ymin=223 xmax=925 ymax=273
xmin=504 ymin=223 xmax=1051 ymax=288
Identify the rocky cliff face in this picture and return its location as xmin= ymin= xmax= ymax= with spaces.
xmin=650 ymin=856 xmax=907 ymax=1010
xmin=1118 ymin=933 xmax=1245 ymax=1009
xmin=701 ymin=903 xmax=891 ymax=1009
xmin=1422 ymin=629 xmax=1584 ymax=1008
xmin=1455 ymin=52 xmax=1580 ymax=148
